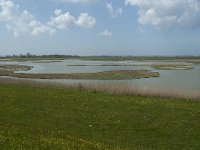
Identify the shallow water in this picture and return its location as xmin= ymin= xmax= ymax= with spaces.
xmin=0 ymin=59 xmax=199 ymax=92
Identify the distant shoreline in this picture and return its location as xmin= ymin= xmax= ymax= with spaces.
xmin=1 ymin=55 xmax=200 ymax=62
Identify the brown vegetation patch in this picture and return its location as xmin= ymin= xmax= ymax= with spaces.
xmin=12 ymin=70 xmax=160 ymax=80
xmin=151 ymin=64 xmax=194 ymax=70
xmin=0 ymin=77 xmax=200 ymax=100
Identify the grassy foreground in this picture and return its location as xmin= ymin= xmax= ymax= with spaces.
xmin=0 ymin=82 xmax=199 ymax=149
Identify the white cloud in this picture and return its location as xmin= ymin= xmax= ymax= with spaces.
xmin=0 ymin=0 xmax=96 ymax=37
xmin=54 ymin=0 xmax=97 ymax=4
xmin=125 ymin=0 xmax=200 ymax=30
xmin=106 ymin=2 xmax=123 ymax=18
xmin=49 ymin=11 xmax=96 ymax=29
xmin=54 ymin=9 xmax=62 ymax=16
xmin=99 ymin=30 xmax=112 ymax=37
xmin=48 ymin=10 xmax=75 ymax=29
xmin=0 ymin=0 xmax=56 ymax=37
xmin=31 ymin=23 xmax=56 ymax=36
xmin=76 ymin=13 xmax=96 ymax=28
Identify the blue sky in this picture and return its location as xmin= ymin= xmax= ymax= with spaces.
xmin=0 ymin=0 xmax=200 ymax=56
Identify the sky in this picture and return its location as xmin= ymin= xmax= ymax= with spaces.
xmin=0 ymin=0 xmax=200 ymax=56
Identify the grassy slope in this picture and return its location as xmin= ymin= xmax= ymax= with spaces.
xmin=0 ymin=84 xmax=199 ymax=149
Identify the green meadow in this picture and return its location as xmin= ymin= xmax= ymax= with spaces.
xmin=0 ymin=83 xmax=199 ymax=149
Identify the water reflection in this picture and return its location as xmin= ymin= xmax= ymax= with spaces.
xmin=0 ymin=59 xmax=200 ymax=92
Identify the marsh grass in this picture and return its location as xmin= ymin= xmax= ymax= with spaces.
xmin=188 ymin=61 xmax=200 ymax=64
xmin=150 ymin=64 xmax=194 ymax=70
xmin=12 ymin=70 xmax=160 ymax=80
xmin=82 ymin=83 xmax=200 ymax=100
xmin=0 ymin=77 xmax=199 ymax=100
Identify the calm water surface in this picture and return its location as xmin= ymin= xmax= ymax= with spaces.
xmin=0 ymin=59 xmax=199 ymax=92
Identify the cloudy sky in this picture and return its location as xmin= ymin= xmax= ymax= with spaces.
xmin=0 ymin=0 xmax=200 ymax=56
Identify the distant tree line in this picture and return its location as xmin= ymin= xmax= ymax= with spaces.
xmin=134 ymin=56 xmax=200 ymax=60
xmin=0 ymin=53 xmax=200 ymax=60
xmin=0 ymin=53 xmax=80 ymax=59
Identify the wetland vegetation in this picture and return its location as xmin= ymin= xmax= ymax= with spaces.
xmin=0 ymin=64 xmax=159 ymax=80
xmin=149 ymin=64 xmax=194 ymax=70
xmin=66 ymin=64 xmax=195 ymax=70
xmin=0 ymin=65 xmax=32 ymax=76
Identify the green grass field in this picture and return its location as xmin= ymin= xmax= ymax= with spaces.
xmin=0 ymin=83 xmax=199 ymax=149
